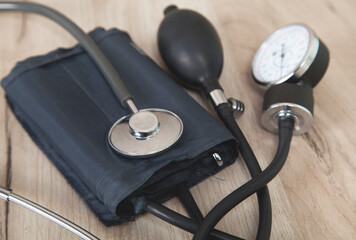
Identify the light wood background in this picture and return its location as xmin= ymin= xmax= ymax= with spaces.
xmin=1 ymin=0 xmax=355 ymax=239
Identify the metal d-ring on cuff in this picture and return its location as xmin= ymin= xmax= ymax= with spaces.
xmin=0 ymin=187 xmax=100 ymax=240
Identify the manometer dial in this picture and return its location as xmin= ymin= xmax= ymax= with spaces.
xmin=252 ymin=24 xmax=329 ymax=87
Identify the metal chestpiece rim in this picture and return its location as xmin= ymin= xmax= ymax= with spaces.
xmin=108 ymin=108 xmax=183 ymax=158
xmin=261 ymin=102 xmax=314 ymax=135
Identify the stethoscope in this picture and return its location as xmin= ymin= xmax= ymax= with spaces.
xmin=0 ymin=2 xmax=329 ymax=240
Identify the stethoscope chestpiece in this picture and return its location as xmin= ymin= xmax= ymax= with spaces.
xmin=108 ymin=108 xmax=183 ymax=158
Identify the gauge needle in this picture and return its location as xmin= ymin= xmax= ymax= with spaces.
xmin=280 ymin=43 xmax=285 ymax=78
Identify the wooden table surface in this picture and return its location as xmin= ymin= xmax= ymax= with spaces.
xmin=1 ymin=0 xmax=355 ymax=239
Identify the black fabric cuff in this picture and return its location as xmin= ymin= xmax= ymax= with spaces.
xmin=1 ymin=28 xmax=239 ymax=226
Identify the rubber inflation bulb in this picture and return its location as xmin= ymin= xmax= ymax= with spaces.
xmin=158 ymin=6 xmax=224 ymax=94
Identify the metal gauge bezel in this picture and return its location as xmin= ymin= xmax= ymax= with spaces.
xmin=261 ymin=102 xmax=314 ymax=135
xmin=252 ymin=23 xmax=320 ymax=87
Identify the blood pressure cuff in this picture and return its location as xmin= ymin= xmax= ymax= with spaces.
xmin=1 ymin=28 xmax=238 ymax=226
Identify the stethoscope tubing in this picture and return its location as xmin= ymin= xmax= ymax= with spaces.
xmin=0 ymin=1 xmax=132 ymax=105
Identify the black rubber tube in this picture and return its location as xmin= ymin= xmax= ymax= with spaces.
xmin=176 ymin=184 xmax=204 ymax=222
xmin=0 ymin=1 xmax=132 ymax=105
xmin=146 ymin=102 xmax=274 ymax=240
xmin=215 ymin=103 xmax=272 ymax=240
xmin=193 ymin=112 xmax=294 ymax=240
xmin=145 ymin=199 xmax=243 ymax=240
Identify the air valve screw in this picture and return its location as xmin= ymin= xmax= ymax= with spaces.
xmin=228 ymin=98 xmax=244 ymax=119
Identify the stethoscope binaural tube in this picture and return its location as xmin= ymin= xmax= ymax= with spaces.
xmin=0 ymin=187 xmax=100 ymax=240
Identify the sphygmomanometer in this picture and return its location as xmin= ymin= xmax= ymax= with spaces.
xmin=0 ymin=2 xmax=329 ymax=240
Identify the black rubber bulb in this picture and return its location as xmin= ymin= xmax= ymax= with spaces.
xmin=158 ymin=6 xmax=223 ymax=95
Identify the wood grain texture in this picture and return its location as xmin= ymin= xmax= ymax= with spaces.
xmin=0 ymin=0 xmax=355 ymax=239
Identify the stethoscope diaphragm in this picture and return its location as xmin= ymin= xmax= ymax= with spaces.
xmin=108 ymin=108 xmax=183 ymax=157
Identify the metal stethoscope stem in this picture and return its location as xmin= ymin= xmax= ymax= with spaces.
xmin=0 ymin=187 xmax=100 ymax=240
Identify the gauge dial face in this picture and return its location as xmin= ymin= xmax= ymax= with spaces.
xmin=252 ymin=24 xmax=312 ymax=85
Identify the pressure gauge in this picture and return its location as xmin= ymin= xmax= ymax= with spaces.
xmin=253 ymin=24 xmax=330 ymax=135
xmin=252 ymin=24 xmax=329 ymax=87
